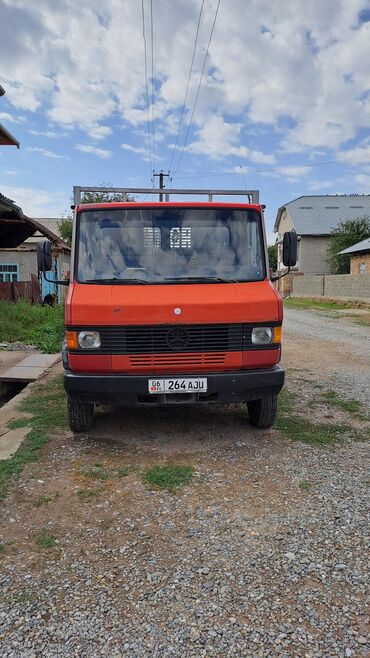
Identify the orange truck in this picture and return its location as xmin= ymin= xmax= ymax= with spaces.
xmin=37 ymin=187 xmax=297 ymax=432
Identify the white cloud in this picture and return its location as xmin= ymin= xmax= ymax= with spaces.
xmin=4 ymin=170 xmax=19 ymax=175
xmin=27 ymin=146 xmax=65 ymax=159
xmin=308 ymin=177 xmax=347 ymax=191
xmin=121 ymin=143 xmax=148 ymax=155
xmin=181 ymin=115 xmax=276 ymax=162
xmin=75 ymin=143 xmax=112 ymax=158
xmin=29 ymin=129 xmax=61 ymax=138
xmin=1 ymin=185 xmax=68 ymax=217
xmin=0 ymin=112 xmax=25 ymax=123
xmin=1 ymin=0 xmax=370 ymax=160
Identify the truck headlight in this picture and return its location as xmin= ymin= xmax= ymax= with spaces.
xmin=251 ymin=327 xmax=272 ymax=344
xmin=78 ymin=331 xmax=101 ymax=349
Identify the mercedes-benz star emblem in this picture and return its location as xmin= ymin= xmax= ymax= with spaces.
xmin=166 ymin=326 xmax=189 ymax=351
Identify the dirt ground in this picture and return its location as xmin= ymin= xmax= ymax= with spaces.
xmin=0 ymin=308 xmax=369 ymax=657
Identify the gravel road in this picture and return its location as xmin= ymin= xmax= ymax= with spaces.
xmin=283 ymin=307 xmax=370 ymax=409
xmin=0 ymin=309 xmax=369 ymax=658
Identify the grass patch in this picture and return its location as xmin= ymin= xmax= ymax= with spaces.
xmin=34 ymin=528 xmax=57 ymax=549
xmin=34 ymin=493 xmax=60 ymax=507
xmin=77 ymin=488 xmax=101 ymax=501
xmin=276 ymin=413 xmax=345 ymax=445
xmin=0 ymin=299 xmax=64 ymax=352
xmin=0 ymin=376 xmax=67 ymax=502
xmin=277 ymin=388 xmax=345 ymax=445
xmin=320 ymin=390 xmax=362 ymax=415
xmin=7 ymin=417 xmax=31 ymax=430
xmin=284 ymin=297 xmax=367 ymax=312
xmin=299 ymin=480 xmax=317 ymax=492
xmin=277 ymin=385 xmax=369 ymax=445
xmin=143 ymin=465 xmax=194 ymax=491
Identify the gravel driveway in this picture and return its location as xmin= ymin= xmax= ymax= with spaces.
xmin=283 ymin=307 xmax=370 ymax=409
xmin=0 ymin=309 xmax=369 ymax=658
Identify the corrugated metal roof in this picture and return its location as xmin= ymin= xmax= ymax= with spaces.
xmin=274 ymin=195 xmax=370 ymax=235
xmin=339 ymin=236 xmax=370 ymax=255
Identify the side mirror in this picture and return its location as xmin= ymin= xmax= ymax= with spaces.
xmin=37 ymin=240 xmax=52 ymax=272
xmin=283 ymin=231 xmax=297 ymax=267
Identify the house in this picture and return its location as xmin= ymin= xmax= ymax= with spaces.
xmin=274 ymin=195 xmax=370 ymax=275
xmin=0 ymin=194 xmax=70 ymax=302
xmin=339 ymin=237 xmax=370 ymax=275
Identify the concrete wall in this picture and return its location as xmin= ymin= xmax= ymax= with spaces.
xmin=0 ymin=249 xmax=37 ymax=281
xmin=293 ymin=273 xmax=370 ymax=302
xmin=299 ymin=236 xmax=331 ymax=275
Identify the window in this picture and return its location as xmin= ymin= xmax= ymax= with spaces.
xmin=0 ymin=264 xmax=19 ymax=282
xmin=76 ymin=207 xmax=266 ymax=284
xmin=358 ymin=262 xmax=366 ymax=274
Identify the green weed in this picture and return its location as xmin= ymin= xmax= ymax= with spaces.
xmin=299 ymin=480 xmax=316 ymax=492
xmin=143 ymin=465 xmax=194 ymax=491
xmin=0 ymin=300 xmax=64 ymax=352
xmin=81 ymin=465 xmax=109 ymax=481
xmin=77 ymin=488 xmax=101 ymax=501
xmin=34 ymin=493 xmax=60 ymax=507
xmin=320 ymin=390 xmax=362 ymax=415
xmin=0 ymin=377 xmax=67 ymax=502
xmin=34 ymin=528 xmax=57 ymax=549
xmin=116 ymin=467 xmax=129 ymax=478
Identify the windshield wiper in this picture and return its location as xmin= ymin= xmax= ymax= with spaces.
xmin=84 ymin=278 xmax=150 ymax=285
xmin=164 ymin=276 xmax=239 ymax=283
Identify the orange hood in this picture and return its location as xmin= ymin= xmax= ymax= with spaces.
xmin=65 ymin=280 xmax=282 ymax=326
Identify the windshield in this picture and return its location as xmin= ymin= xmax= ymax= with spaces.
xmin=76 ymin=206 xmax=265 ymax=284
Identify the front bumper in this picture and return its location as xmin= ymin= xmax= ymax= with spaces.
xmin=64 ymin=366 xmax=285 ymax=406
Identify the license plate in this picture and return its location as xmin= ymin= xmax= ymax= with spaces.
xmin=148 ymin=378 xmax=207 ymax=394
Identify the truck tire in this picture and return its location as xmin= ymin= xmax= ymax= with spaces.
xmin=67 ymin=395 xmax=94 ymax=433
xmin=247 ymin=393 xmax=277 ymax=428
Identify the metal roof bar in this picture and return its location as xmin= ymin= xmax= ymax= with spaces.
xmin=73 ymin=186 xmax=259 ymax=206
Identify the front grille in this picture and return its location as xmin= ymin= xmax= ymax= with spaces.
xmin=129 ymin=352 xmax=226 ymax=368
xmin=68 ymin=322 xmax=281 ymax=355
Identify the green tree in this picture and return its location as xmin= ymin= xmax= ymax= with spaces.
xmin=58 ymin=216 xmax=73 ymax=245
xmin=57 ymin=184 xmax=135 ymax=246
xmin=326 ymin=216 xmax=370 ymax=274
xmin=268 ymin=244 xmax=277 ymax=271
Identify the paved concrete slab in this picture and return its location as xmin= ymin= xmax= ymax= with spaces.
xmin=0 ymin=353 xmax=60 ymax=383
xmin=15 ymin=354 xmax=60 ymax=369
xmin=0 ymin=351 xmax=28 ymax=372
xmin=0 ymin=427 xmax=30 ymax=460
xmin=0 ymin=366 xmax=46 ymax=382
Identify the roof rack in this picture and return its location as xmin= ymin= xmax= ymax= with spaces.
xmin=73 ymin=186 xmax=259 ymax=206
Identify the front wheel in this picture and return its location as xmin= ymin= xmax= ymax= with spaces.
xmin=247 ymin=393 xmax=278 ymax=428
xmin=67 ymin=395 xmax=94 ymax=433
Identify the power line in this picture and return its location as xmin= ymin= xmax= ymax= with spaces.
xmin=173 ymin=0 xmax=222 ymax=175
xmin=239 ymin=165 xmax=248 ymax=190
xmin=173 ymin=153 xmax=370 ymax=180
xmin=150 ymin=0 xmax=155 ymax=167
xmin=168 ymin=0 xmax=205 ymax=173
xmin=141 ymin=0 xmax=153 ymax=178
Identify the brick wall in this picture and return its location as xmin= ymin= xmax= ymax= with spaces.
xmin=293 ymin=273 xmax=370 ymax=302
xmin=350 ymin=253 xmax=370 ymax=275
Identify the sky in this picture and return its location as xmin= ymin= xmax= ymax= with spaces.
xmin=1 ymin=0 xmax=370 ymax=243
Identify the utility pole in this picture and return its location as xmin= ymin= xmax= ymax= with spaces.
xmin=153 ymin=170 xmax=170 ymax=201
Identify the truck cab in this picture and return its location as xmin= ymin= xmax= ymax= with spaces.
xmin=38 ymin=187 xmax=296 ymax=432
